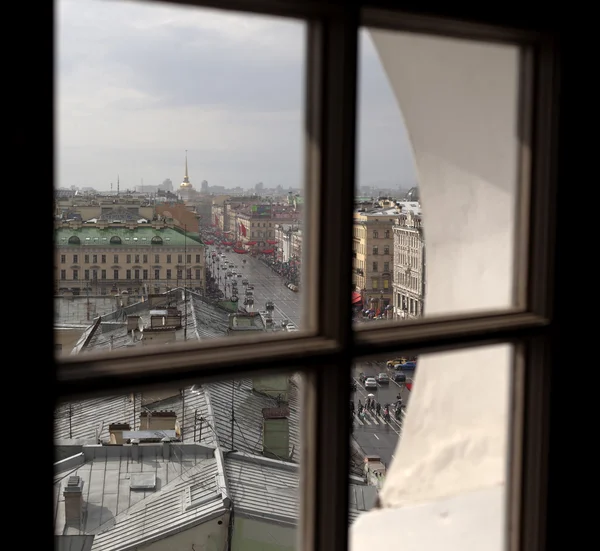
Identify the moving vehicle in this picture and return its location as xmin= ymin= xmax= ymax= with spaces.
xmin=247 ymin=285 xmax=254 ymax=290
xmin=387 ymin=357 xmax=407 ymax=368
xmin=376 ymin=373 xmax=390 ymax=385
xmin=398 ymin=361 xmax=417 ymax=370
xmin=242 ymin=279 xmax=249 ymax=285
xmin=364 ymin=455 xmax=386 ymax=489
xmin=364 ymin=377 xmax=377 ymax=389
xmin=392 ymin=371 xmax=407 ymax=383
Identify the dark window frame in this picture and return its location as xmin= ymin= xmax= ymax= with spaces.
xmin=52 ymin=3 xmax=562 ymax=551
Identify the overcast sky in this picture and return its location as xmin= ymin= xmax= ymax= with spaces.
xmin=57 ymin=0 xmax=416 ymax=192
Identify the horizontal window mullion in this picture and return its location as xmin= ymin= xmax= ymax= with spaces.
xmin=360 ymin=6 xmax=543 ymax=44
xmin=148 ymin=0 xmax=346 ymax=19
xmin=56 ymin=334 xmax=339 ymax=400
xmin=354 ymin=311 xmax=550 ymax=359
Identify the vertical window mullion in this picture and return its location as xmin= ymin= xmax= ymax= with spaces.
xmin=300 ymin=8 xmax=359 ymax=551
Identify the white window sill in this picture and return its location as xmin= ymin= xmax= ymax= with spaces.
xmin=350 ymin=485 xmax=504 ymax=551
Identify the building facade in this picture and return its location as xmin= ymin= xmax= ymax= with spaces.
xmin=275 ymin=224 xmax=302 ymax=263
xmin=54 ymin=220 xmax=206 ymax=297
xmin=353 ymin=201 xmax=402 ymax=316
xmin=392 ymin=211 xmax=425 ymax=319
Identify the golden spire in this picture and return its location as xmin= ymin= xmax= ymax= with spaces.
xmin=180 ymin=150 xmax=191 ymax=187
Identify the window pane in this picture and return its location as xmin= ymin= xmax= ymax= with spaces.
xmin=353 ymin=28 xmax=522 ymax=326
xmin=349 ymin=344 xmax=513 ymax=547
xmin=54 ymin=372 xmax=303 ymax=549
xmin=55 ymin=0 xmax=306 ymax=356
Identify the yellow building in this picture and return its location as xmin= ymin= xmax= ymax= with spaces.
xmin=55 ymin=219 xmax=206 ymax=296
xmin=353 ymin=200 xmax=402 ymax=315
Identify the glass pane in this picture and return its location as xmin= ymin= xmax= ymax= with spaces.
xmin=353 ymin=28 xmax=522 ymax=326
xmin=54 ymin=372 xmax=302 ymax=549
xmin=349 ymin=344 xmax=513 ymax=547
xmin=55 ymin=0 xmax=306 ymax=357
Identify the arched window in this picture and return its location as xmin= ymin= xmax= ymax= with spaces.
xmin=110 ymin=236 xmax=122 ymax=244
xmin=151 ymin=236 xmax=163 ymax=245
xmin=68 ymin=236 xmax=80 ymax=245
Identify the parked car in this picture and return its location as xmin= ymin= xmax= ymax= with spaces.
xmin=364 ymin=377 xmax=377 ymax=389
xmin=237 ymin=273 xmax=243 ymax=278
xmin=242 ymin=279 xmax=249 ymax=285
xmin=247 ymin=285 xmax=254 ymax=290
xmin=376 ymin=373 xmax=390 ymax=385
xmin=392 ymin=371 xmax=406 ymax=383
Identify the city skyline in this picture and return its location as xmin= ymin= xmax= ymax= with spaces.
xmin=57 ymin=0 xmax=417 ymax=192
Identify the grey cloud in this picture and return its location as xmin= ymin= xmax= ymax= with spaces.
xmin=60 ymin=16 xmax=304 ymax=112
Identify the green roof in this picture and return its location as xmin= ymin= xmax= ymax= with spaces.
xmin=55 ymin=226 xmax=204 ymax=247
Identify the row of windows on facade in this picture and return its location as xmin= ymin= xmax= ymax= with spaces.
xmin=350 ymin=277 xmax=391 ymax=291
xmin=353 ymin=229 xmax=392 ymax=239
xmin=395 ymin=233 xmax=422 ymax=248
xmin=395 ymin=272 xmax=421 ymax=292
xmin=215 ymin=219 xmax=276 ymax=229
xmin=354 ymin=261 xmax=392 ymax=272
xmin=59 ymin=268 xmax=202 ymax=281
xmin=60 ymin=254 xmax=203 ymax=264
xmin=396 ymin=254 xmax=421 ymax=269
xmin=353 ymin=245 xmax=392 ymax=256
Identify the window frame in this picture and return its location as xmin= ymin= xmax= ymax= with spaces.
xmin=53 ymin=3 xmax=560 ymax=551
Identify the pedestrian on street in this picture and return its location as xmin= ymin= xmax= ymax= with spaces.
xmin=376 ymin=402 xmax=381 ymax=416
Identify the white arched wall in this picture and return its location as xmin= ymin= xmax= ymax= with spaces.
xmin=351 ymin=31 xmax=520 ymax=551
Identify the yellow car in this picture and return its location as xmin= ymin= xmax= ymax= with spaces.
xmin=386 ymin=357 xmax=406 ymax=368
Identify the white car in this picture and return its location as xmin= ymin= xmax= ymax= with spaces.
xmin=364 ymin=377 xmax=377 ymax=389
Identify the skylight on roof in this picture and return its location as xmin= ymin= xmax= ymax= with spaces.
xmin=133 ymin=237 xmax=138 ymax=240
xmin=86 ymin=237 xmax=90 ymax=240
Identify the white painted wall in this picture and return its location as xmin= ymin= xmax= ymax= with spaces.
xmin=351 ymin=29 xmax=520 ymax=551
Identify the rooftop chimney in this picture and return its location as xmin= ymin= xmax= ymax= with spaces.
xmin=162 ymin=436 xmax=170 ymax=460
xmin=262 ymin=407 xmax=290 ymax=460
xmin=131 ymin=439 xmax=140 ymax=461
xmin=253 ymin=374 xmax=289 ymax=402
xmin=63 ymin=475 xmax=85 ymax=528
xmin=108 ymin=422 xmax=130 ymax=444
xmin=127 ymin=315 xmax=141 ymax=332
xmin=139 ymin=410 xmax=177 ymax=431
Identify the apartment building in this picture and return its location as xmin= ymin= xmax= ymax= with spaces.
xmin=275 ymin=224 xmax=302 ymax=263
xmin=392 ymin=211 xmax=425 ymax=319
xmin=55 ymin=219 xmax=206 ymax=297
xmin=353 ymin=199 xmax=402 ymax=315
